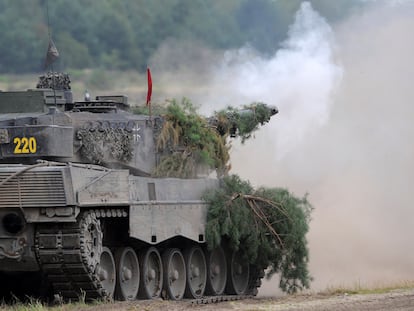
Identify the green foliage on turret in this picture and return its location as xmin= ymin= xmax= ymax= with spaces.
xmin=153 ymin=98 xmax=230 ymax=178
xmin=152 ymin=98 xmax=276 ymax=178
xmin=203 ymin=175 xmax=313 ymax=294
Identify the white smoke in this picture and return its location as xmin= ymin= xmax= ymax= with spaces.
xmin=197 ymin=2 xmax=342 ymax=159
xmin=257 ymin=0 xmax=414 ymax=293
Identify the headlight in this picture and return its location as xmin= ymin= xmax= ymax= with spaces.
xmin=2 ymin=212 xmax=25 ymax=234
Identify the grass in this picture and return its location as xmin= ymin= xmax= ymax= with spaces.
xmin=1 ymin=281 xmax=414 ymax=310
xmin=1 ymin=298 xmax=46 ymax=311
xmin=0 ymin=290 xmax=106 ymax=311
xmin=319 ymin=280 xmax=414 ymax=296
xmin=0 ymin=300 xmax=103 ymax=311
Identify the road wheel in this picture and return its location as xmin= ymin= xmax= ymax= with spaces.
xmin=96 ymin=247 xmax=116 ymax=298
xmin=162 ymin=248 xmax=186 ymax=300
xmin=114 ymin=247 xmax=140 ymax=300
xmin=138 ymin=247 xmax=163 ymax=299
xmin=184 ymin=246 xmax=206 ymax=298
xmin=205 ymin=246 xmax=227 ymax=295
xmin=226 ymin=249 xmax=249 ymax=295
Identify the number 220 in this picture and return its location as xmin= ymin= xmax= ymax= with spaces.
xmin=13 ymin=137 xmax=37 ymax=154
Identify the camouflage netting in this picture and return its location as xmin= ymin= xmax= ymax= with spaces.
xmin=203 ymin=175 xmax=313 ymax=294
xmin=37 ymin=72 xmax=71 ymax=90
xmin=77 ymin=127 xmax=133 ymax=164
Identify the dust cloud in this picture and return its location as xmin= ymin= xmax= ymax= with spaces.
xmin=150 ymin=1 xmax=414 ymax=294
xmin=301 ymin=1 xmax=414 ymax=291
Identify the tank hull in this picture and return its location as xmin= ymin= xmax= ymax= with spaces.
xmin=0 ymin=163 xmax=262 ymax=300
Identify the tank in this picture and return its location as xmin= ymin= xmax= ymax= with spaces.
xmin=0 ymin=72 xmax=277 ymax=301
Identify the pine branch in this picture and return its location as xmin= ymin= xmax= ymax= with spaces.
xmin=246 ymin=198 xmax=285 ymax=249
xmin=242 ymin=194 xmax=292 ymax=221
xmin=205 ymin=175 xmax=312 ymax=294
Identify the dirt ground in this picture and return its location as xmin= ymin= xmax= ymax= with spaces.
xmin=76 ymin=288 xmax=414 ymax=311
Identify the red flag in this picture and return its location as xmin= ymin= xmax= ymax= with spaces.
xmin=146 ymin=67 xmax=152 ymax=106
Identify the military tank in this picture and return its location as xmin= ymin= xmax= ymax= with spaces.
xmin=0 ymin=72 xmax=277 ymax=301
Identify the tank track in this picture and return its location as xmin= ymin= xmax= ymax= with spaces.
xmin=34 ymin=209 xmax=264 ymax=302
xmin=35 ymin=211 xmax=107 ymax=301
xmin=191 ymin=294 xmax=252 ymax=304
xmin=247 ymin=265 xmax=265 ymax=296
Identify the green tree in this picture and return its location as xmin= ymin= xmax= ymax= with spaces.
xmin=56 ymin=32 xmax=92 ymax=69
xmin=0 ymin=0 xmax=364 ymax=73
xmin=204 ymin=175 xmax=313 ymax=294
xmin=0 ymin=0 xmax=45 ymax=72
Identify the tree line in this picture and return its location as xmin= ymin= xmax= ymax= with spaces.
xmin=0 ymin=0 xmax=362 ymax=74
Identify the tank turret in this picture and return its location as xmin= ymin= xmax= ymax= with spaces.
xmin=0 ymin=72 xmax=278 ymax=177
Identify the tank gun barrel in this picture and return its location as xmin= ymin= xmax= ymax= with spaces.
xmin=208 ymin=103 xmax=278 ymax=138
xmin=237 ymin=105 xmax=278 ymax=117
xmin=268 ymin=105 xmax=279 ymax=116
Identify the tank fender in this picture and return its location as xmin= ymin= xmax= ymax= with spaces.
xmin=23 ymin=206 xmax=80 ymax=223
xmin=77 ymin=169 xmax=129 ymax=206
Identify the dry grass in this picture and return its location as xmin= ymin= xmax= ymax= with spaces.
xmin=0 ymin=298 xmax=102 ymax=311
xmin=319 ymin=280 xmax=414 ymax=296
xmin=3 ymin=280 xmax=414 ymax=311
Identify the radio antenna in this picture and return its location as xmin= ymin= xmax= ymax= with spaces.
xmin=46 ymin=0 xmax=51 ymax=40
xmin=45 ymin=0 xmax=58 ymax=107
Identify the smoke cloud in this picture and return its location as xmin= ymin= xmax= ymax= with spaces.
xmin=199 ymin=2 xmax=342 ymax=161
xmin=301 ymin=0 xmax=414 ymax=290
xmin=150 ymin=0 xmax=414 ymax=294
xmin=252 ymin=1 xmax=414 ymax=293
